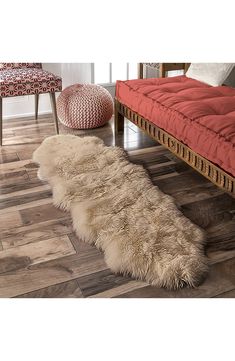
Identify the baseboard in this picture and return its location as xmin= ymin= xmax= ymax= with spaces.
xmin=3 ymin=110 xmax=52 ymax=120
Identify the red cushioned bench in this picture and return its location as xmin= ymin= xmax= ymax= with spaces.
xmin=115 ymin=75 xmax=235 ymax=195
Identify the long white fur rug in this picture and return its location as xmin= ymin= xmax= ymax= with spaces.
xmin=33 ymin=135 xmax=208 ymax=289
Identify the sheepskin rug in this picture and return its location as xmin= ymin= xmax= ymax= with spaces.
xmin=33 ymin=134 xmax=208 ymax=289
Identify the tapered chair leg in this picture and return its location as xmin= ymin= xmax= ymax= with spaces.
xmin=35 ymin=94 xmax=39 ymax=120
xmin=49 ymin=92 xmax=59 ymax=134
xmin=0 ymin=97 xmax=2 ymax=146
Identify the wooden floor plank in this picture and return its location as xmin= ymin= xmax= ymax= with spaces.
xmin=0 ymin=197 xmax=53 ymax=215
xmin=128 ymin=145 xmax=164 ymax=156
xmin=0 ymin=235 xmax=76 ymax=268
xmin=89 ymin=280 xmax=148 ymax=298
xmin=0 ymin=159 xmax=35 ymax=172
xmin=0 ymin=256 xmax=31 ymax=274
xmin=0 ymin=211 xmax=22 ymax=232
xmin=0 ymin=190 xmax=52 ymax=210
xmin=208 ymin=249 xmax=235 ymax=264
xmin=0 ymin=170 xmax=29 ymax=187
xmin=15 ymin=279 xmax=83 ymax=298
xmin=19 ymin=203 xmax=66 ymax=225
xmin=0 ymin=152 xmax=19 ymax=164
xmin=1 ymin=218 xmax=72 ymax=249
xmin=180 ymin=193 xmax=235 ymax=229
xmin=214 ymin=289 xmax=235 ymax=298
xmin=76 ymin=269 xmax=133 ymax=297
xmin=170 ymin=184 xmax=224 ymax=206
xmin=0 ymin=177 xmax=47 ymax=195
xmin=206 ymin=220 xmax=235 ymax=253
xmin=0 ymin=184 xmax=51 ymax=200
xmin=0 ymin=252 xmax=107 ymax=298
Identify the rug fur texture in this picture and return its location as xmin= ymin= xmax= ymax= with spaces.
xmin=33 ymin=135 xmax=208 ymax=289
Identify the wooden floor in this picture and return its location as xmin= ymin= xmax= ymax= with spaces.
xmin=0 ymin=114 xmax=235 ymax=298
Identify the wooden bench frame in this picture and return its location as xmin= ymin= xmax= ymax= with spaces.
xmin=115 ymin=98 xmax=235 ymax=195
xmin=138 ymin=63 xmax=191 ymax=78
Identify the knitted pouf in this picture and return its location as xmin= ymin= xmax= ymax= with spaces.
xmin=57 ymin=84 xmax=114 ymax=129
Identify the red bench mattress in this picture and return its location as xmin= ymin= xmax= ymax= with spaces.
xmin=116 ymin=75 xmax=235 ymax=177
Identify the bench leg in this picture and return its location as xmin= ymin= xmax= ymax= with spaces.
xmin=0 ymin=97 xmax=2 ymax=146
xmin=50 ymin=92 xmax=59 ymax=134
xmin=115 ymin=99 xmax=124 ymax=134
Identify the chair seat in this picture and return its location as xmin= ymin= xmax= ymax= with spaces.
xmin=0 ymin=68 xmax=62 ymax=97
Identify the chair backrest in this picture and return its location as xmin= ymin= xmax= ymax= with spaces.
xmin=0 ymin=63 xmax=42 ymax=71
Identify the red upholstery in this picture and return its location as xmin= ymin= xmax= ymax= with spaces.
xmin=116 ymin=75 xmax=235 ymax=177
xmin=0 ymin=65 xmax=62 ymax=97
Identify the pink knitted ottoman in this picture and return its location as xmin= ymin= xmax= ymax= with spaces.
xmin=57 ymin=84 xmax=113 ymax=129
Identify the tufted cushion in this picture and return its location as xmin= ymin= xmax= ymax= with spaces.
xmin=116 ymin=75 xmax=235 ymax=177
xmin=0 ymin=68 xmax=62 ymax=97
xmin=57 ymin=84 xmax=113 ymax=129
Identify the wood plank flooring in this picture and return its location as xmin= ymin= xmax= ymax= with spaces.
xmin=0 ymin=113 xmax=235 ymax=297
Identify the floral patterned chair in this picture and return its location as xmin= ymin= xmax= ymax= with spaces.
xmin=0 ymin=63 xmax=62 ymax=145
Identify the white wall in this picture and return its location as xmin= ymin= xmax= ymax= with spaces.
xmin=60 ymin=63 xmax=93 ymax=88
xmin=2 ymin=63 xmax=93 ymax=119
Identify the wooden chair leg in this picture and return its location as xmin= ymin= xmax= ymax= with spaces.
xmin=115 ymin=98 xmax=124 ymax=134
xmin=0 ymin=97 xmax=2 ymax=146
xmin=49 ymin=92 xmax=59 ymax=134
xmin=35 ymin=94 xmax=39 ymax=120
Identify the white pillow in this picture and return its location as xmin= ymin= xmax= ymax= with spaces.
xmin=186 ymin=63 xmax=234 ymax=86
